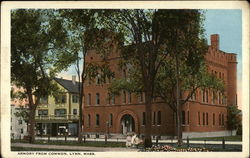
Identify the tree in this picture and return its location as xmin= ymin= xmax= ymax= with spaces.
xmin=57 ymin=10 xmax=117 ymax=143
xmin=102 ymin=9 xmax=223 ymax=147
xmin=227 ymin=105 xmax=242 ymax=135
xmin=11 ymin=9 xmax=76 ymax=143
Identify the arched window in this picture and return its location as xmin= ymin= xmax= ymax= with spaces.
xmin=157 ymin=111 xmax=161 ymax=125
xmin=87 ymin=114 xmax=91 ymax=127
xmin=87 ymin=93 xmax=91 ymax=105
xmin=96 ymin=114 xmax=100 ymax=127
xmin=123 ymin=91 xmax=126 ymax=104
xmin=96 ymin=93 xmax=100 ymax=105
xmin=109 ymin=114 xmax=113 ymax=126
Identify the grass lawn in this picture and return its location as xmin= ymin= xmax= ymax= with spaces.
xmin=11 ymin=139 xmax=126 ymax=148
xmin=11 ymin=146 xmax=85 ymax=151
xmin=190 ymin=135 xmax=242 ymax=141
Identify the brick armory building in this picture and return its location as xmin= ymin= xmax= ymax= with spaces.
xmin=83 ymin=34 xmax=237 ymax=138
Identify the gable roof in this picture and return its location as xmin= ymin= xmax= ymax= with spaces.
xmin=54 ymin=77 xmax=81 ymax=93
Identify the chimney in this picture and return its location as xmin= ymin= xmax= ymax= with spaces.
xmin=211 ymin=34 xmax=219 ymax=50
xmin=72 ymin=75 xmax=76 ymax=85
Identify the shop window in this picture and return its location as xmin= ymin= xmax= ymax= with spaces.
xmin=157 ymin=111 xmax=161 ymax=125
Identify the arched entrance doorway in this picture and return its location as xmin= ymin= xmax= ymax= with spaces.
xmin=120 ymin=114 xmax=135 ymax=135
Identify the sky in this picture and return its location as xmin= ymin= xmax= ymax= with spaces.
xmin=58 ymin=9 xmax=242 ymax=108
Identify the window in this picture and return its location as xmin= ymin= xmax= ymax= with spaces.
xmin=212 ymin=91 xmax=216 ymax=104
xmin=109 ymin=114 xmax=113 ymax=126
xmin=87 ymin=114 xmax=91 ymax=127
xmin=222 ymin=114 xmax=224 ymax=126
xmin=96 ymin=114 xmax=100 ymax=127
xmin=191 ymin=92 xmax=196 ymax=101
xmin=123 ymin=91 xmax=126 ymax=104
xmin=206 ymin=90 xmax=209 ymax=103
xmin=202 ymin=90 xmax=205 ymax=102
xmin=187 ymin=111 xmax=190 ymax=125
xmin=128 ymin=92 xmax=132 ymax=103
xmin=20 ymin=128 xmax=23 ymax=134
xmin=38 ymin=110 xmax=48 ymax=116
xmin=73 ymin=109 xmax=77 ymax=115
xmin=40 ymin=96 xmax=48 ymax=104
xmin=219 ymin=114 xmax=221 ymax=125
xmin=55 ymin=94 xmax=67 ymax=104
xmin=198 ymin=112 xmax=200 ymax=125
xmin=96 ymin=93 xmax=100 ymax=105
xmin=111 ymin=95 xmax=115 ymax=104
xmin=72 ymin=94 xmax=79 ymax=103
xmin=152 ymin=112 xmax=156 ymax=125
xmin=123 ymin=69 xmax=126 ymax=78
xmin=87 ymin=93 xmax=91 ymax=105
xmin=107 ymin=93 xmax=111 ymax=104
xmin=139 ymin=92 xmax=143 ymax=103
xmin=55 ymin=109 xmax=66 ymax=116
xmin=18 ymin=120 xmax=22 ymax=125
xmin=213 ymin=113 xmax=215 ymax=125
xmin=96 ymin=75 xmax=101 ymax=85
xmin=206 ymin=112 xmax=208 ymax=125
xmin=182 ymin=111 xmax=185 ymax=125
xmin=202 ymin=112 xmax=205 ymax=125
xmin=142 ymin=112 xmax=146 ymax=125
xmin=157 ymin=111 xmax=161 ymax=125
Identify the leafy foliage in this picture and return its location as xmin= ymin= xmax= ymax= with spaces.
xmin=227 ymin=105 xmax=242 ymax=132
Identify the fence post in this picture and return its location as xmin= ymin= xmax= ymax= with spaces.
xmin=65 ymin=135 xmax=67 ymax=142
xmin=48 ymin=135 xmax=50 ymax=142
xmin=222 ymin=137 xmax=225 ymax=149
xmin=187 ymin=136 xmax=189 ymax=148
xmin=204 ymin=139 xmax=206 ymax=148
xmin=156 ymin=136 xmax=159 ymax=146
xmin=105 ymin=135 xmax=107 ymax=144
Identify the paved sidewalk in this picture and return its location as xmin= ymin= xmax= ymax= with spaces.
xmin=11 ymin=143 xmax=139 ymax=152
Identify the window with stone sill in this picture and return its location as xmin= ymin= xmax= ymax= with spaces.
xmin=55 ymin=94 xmax=67 ymax=104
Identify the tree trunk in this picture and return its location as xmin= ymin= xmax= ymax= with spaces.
xmin=27 ymin=90 xmax=35 ymax=143
xmin=78 ymin=72 xmax=84 ymax=143
xmin=175 ymin=56 xmax=183 ymax=146
xmin=144 ymin=90 xmax=152 ymax=148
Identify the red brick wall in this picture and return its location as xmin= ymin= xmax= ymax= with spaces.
xmin=82 ymin=34 xmax=237 ymax=136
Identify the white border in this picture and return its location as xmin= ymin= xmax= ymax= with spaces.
xmin=1 ymin=1 xmax=249 ymax=158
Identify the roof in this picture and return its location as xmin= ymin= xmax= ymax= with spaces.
xmin=54 ymin=77 xmax=81 ymax=93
